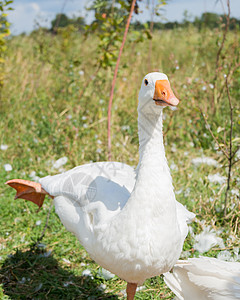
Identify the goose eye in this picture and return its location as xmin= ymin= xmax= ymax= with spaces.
xmin=144 ymin=79 xmax=148 ymax=86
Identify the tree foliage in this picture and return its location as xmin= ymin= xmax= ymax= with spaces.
xmin=132 ymin=11 xmax=240 ymax=30
xmin=85 ymin=0 xmax=153 ymax=69
xmin=45 ymin=9 xmax=240 ymax=36
xmin=50 ymin=14 xmax=85 ymax=33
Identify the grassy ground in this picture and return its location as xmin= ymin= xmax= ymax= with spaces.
xmin=0 ymin=26 xmax=239 ymax=299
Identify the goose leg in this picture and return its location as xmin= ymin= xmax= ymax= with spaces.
xmin=5 ymin=179 xmax=51 ymax=208
xmin=126 ymin=282 xmax=137 ymax=300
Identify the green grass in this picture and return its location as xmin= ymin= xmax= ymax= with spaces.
xmin=0 ymin=26 xmax=239 ymax=299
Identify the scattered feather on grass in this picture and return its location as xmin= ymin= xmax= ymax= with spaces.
xmin=136 ymin=285 xmax=146 ymax=292
xmin=4 ymin=164 xmax=12 ymax=172
xmin=170 ymin=163 xmax=178 ymax=171
xmin=62 ymin=258 xmax=71 ymax=264
xmin=99 ymin=283 xmax=106 ymax=290
xmin=82 ymin=269 xmax=93 ymax=279
xmin=98 ymin=268 xmax=115 ymax=280
xmin=193 ymin=226 xmax=224 ymax=253
xmin=63 ymin=281 xmax=73 ymax=287
xmin=34 ymin=283 xmax=43 ymax=292
xmin=0 ymin=144 xmax=8 ymax=150
xmin=208 ymin=173 xmax=227 ymax=184
xmin=191 ymin=156 xmax=219 ymax=167
xmin=39 ymin=250 xmax=52 ymax=258
xmin=217 ymin=250 xmax=232 ymax=261
xmin=29 ymin=171 xmax=40 ymax=182
xmin=18 ymin=277 xmax=26 ymax=284
xmin=52 ymin=157 xmax=68 ymax=169
xmin=37 ymin=243 xmax=46 ymax=249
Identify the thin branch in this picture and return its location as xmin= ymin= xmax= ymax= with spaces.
xmin=226 ymin=78 xmax=233 ymax=157
xmin=231 ymin=145 xmax=240 ymax=160
xmin=232 ymin=158 xmax=240 ymax=167
xmin=224 ymin=75 xmax=234 ymax=216
xmin=33 ymin=201 xmax=54 ymax=246
xmin=198 ymin=107 xmax=229 ymax=159
xmin=148 ymin=0 xmax=155 ymax=72
xmin=212 ymin=0 xmax=230 ymax=110
xmin=107 ymin=0 xmax=137 ymax=160
xmin=216 ymin=62 xmax=240 ymax=104
xmin=54 ymin=0 xmax=69 ymax=32
xmin=215 ymin=0 xmax=230 ymax=77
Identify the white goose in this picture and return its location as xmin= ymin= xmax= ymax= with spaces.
xmin=7 ymin=72 xmax=194 ymax=299
xmin=164 ymin=257 xmax=240 ymax=300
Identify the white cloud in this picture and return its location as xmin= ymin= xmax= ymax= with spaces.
xmin=8 ymin=2 xmax=45 ymax=34
xmin=8 ymin=0 xmax=89 ymax=35
xmin=30 ymin=2 xmax=41 ymax=12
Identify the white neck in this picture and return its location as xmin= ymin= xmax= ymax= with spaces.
xmin=118 ymin=107 xmax=177 ymax=230
xmin=128 ymin=109 xmax=175 ymax=209
xmin=137 ymin=109 xmax=166 ymax=173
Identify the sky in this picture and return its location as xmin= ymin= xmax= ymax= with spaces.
xmin=7 ymin=0 xmax=240 ymax=35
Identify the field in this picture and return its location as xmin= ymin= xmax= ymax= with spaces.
xmin=0 ymin=25 xmax=239 ymax=299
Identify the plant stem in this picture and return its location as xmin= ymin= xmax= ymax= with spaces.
xmin=34 ymin=201 xmax=54 ymax=246
xmin=224 ymin=76 xmax=233 ymax=217
xmin=215 ymin=0 xmax=230 ymax=76
xmin=212 ymin=0 xmax=230 ymax=111
xmin=148 ymin=0 xmax=155 ymax=72
xmin=198 ymin=107 xmax=229 ymax=159
xmin=107 ymin=0 xmax=137 ymax=160
xmin=54 ymin=0 xmax=69 ymax=32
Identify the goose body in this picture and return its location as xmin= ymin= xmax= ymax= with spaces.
xmin=7 ymin=72 xmax=194 ymax=297
xmin=39 ymin=148 xmax=193 ymax=284
xmin=164 ymin=257 xmax=240 ymax=300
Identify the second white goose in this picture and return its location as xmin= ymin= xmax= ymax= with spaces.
xmin=164 ymin=257 xmax=240 ymax=300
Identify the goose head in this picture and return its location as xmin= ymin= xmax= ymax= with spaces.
xmin=138 ymin=72 xmax=179 ymax=114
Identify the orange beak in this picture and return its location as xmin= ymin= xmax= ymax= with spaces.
xmin=153 ymin=80 xmax=179 ymax=106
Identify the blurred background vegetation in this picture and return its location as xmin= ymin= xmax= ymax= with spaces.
xmin=46 ymin=10 xmax=240 ymax=31
xmin=0 ymin=0 xmax=239 ymax=298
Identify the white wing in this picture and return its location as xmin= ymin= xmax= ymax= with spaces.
xmin=39 ymin=162 xmax=135 ymax=243
xmin=164 ymin=257 xmax=240 ymax=300
xmin=40 ymin=161 xmax=136 ymax=211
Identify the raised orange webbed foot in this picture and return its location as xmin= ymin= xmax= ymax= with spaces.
xmin=6 ymin=179 xmax=50 ymax=208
